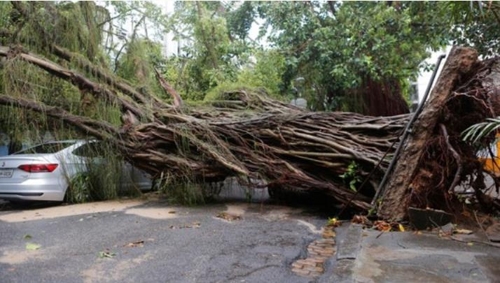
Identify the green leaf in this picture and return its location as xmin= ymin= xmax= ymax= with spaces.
xmin=462 ymin=118 xmax=500 ymax=143
xmin=23 ymin=234 xmax=32 ymax=240
xmin=98 ymin=251 xmax=116 ymax=258
xmin=26 ymin=243 xmax=41 ymax=251
xmin=349 ymin=180 xmax=357 ymax=192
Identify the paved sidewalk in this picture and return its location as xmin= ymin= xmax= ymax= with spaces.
xmin=323 ymin=224 xmax=500 ymax=283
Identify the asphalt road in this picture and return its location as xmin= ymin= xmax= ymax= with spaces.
xmin=0 ymin=190 xmax=337 ymax=283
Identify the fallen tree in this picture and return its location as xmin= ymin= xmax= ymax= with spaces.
xmin=1 ymin=44 xmax=499 ymax=219
xmin=0 ymin=44 xmax=410 ymax=211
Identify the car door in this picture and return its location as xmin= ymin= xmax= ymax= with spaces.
xmin=71 ymin=141 xmax=134 ymax=191
xmin=130 ymin=165 xmax=152 ymax=191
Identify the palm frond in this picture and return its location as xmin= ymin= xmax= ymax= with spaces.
xmin=462 ymin=117 xmax=500 ymax=143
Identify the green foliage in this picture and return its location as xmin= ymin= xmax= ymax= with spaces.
xmin=64 ymin=142 xmax=139 ymax=204
xmin=153 ymin=169 xmax=224 ymax=205
xmin=0 ymin=1 xmax=148 ymax=144
xmin=104 ymin=1 xmax=170 ymax=63
xmin=66 ymin=172 xmax=94 ymax=203
xmin=165 ymin=182 xmax=206 ymax=206
xmin=257 ymin=1 xmax=449 ymax=111
xmin=236 ymin=49 xmax=287 ymax=97
xmin=4 ymin=1 xmax=109 ymax=64
xmin=339 ymin=161 xmax=361 ymax=192
xmin=2 ymin=0 xmax=500 ymax=116
xmin=116 ymin=38 xmax=166 ymax=98
xmin=462 ymin=117 xmax=500 ymax=143
xmin=163 ymin=1 xmax=263 ymax=101
xmin=226 ymin=2 xmax=255 ymax=40
xmin=445 ymin=1 xmax=500 ymax=57
xmin=0 ymin=56 xmax=83 ymax=143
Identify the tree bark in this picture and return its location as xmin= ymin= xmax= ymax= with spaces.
xmin=377 ymin=46 xmax=480 ymax=221
xmin=195 ymin=1 xmax=219 ymax=70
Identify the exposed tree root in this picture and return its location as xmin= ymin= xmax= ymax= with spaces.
xmin=380 ymin=47 xmax=500 ymax=220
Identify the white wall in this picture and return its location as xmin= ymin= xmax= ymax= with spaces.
xmin=416 ymin=46 xmax=452 ymax=103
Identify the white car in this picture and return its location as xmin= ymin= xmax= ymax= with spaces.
xmin=0 ymin=140 xmax=152 ymax=202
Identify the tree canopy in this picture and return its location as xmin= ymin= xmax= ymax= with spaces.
xmin=256 ymin=1 xmax=451 ymax=114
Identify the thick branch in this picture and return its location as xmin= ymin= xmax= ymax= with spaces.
xmin=0 ymin=94 xmax=118 ymax=139
xmin=0 ymin=45 xmax=151 ymax=123
xmin=10 ymin=1 xmax=167 ymax=110
xmin=440 ymin=124 xmax=462 ymax=193
xmin=195 ymin=1 xmax=219 ymax=69
xmin=154 ymin=68 xmax=183 ymax=108
xmin=51 ymin=45 xmax=167 ymax=109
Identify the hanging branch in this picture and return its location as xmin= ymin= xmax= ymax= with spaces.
xmin=0 ymin=45 xmax=151 ymax=123
xmin=51 ymin=45 xmax=168 ymax=109
xmin=0 ymin=94 xmax=118 ymax=139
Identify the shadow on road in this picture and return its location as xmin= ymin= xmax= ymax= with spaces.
xmin=0 ymin=200 xmax=62 ymax=211
xmin=0 ymin=181 xmax=348 ymax=219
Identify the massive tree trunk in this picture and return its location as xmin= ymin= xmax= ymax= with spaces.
xmin=361 ymin=77 xmax=410 ymax=116
xmin=377 ymin=47 xmax=487 ymax=221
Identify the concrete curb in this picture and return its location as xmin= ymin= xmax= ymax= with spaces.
xmin=320 ymin=224 xmax=363 ymax=283
xmin=337 ymin=224 xmax=363 ymax=260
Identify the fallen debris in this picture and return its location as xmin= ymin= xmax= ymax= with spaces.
xmin=216 ymin=212 xmax=241 ymax=222
xmin=25 ymin=243 xmax=41 ymax=251
xmin=124 ymin=240 xmax=145 ymax=248
xmin=98 ymin=249 xmax=116 ymax=258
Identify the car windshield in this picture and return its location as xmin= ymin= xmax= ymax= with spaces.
xmin=14 ymin=142 xmax=76 ymax=154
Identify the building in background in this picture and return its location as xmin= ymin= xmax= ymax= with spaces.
xmin=408 ymin=47 xmax=451 ymax=113
xmin=409 ymin=82 xmax=419 ymax=112
xmin=416 ymin=47 xmax=452 ymax=104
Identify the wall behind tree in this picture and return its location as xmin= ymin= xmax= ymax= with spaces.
xmin=417 ymin=46 xmax=452 ymax=103
xmin=0 ymin=131 xmax=9 ymax=156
